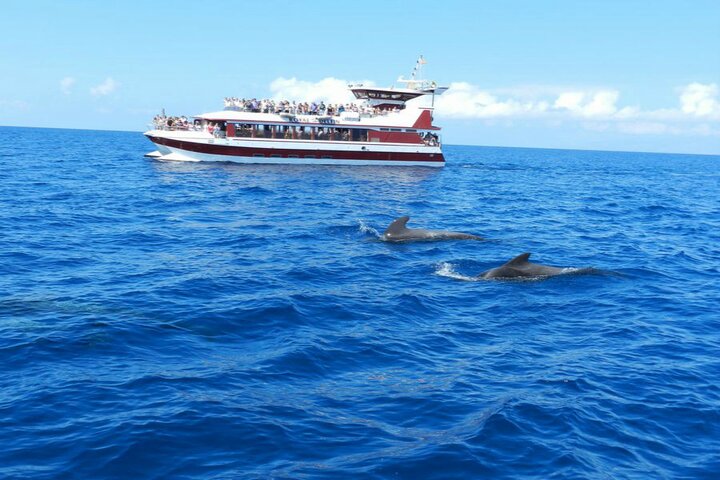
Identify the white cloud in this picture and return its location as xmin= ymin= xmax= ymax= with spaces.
xmin=60 ymin=77 xmax=76 ymax=95
xmin=554 ymin=91 xmax=585 ymax=112
xmin=269 ymin=77 xmax=371 ymax=104
xmin=680 ymin=83 xmax=720 ymax=118
xmin=436 ymin=82 xmax=549 ymax=118
xmin=583 ymin=91 xmax=619 ymax=116
xmin=90 ymin=77 xmax=119 ymax=96
xmin=436 ymin=84 xmax=621 ymax=119
xmin=436 ymin=81 xmax=720 ymax=136
xmin=552 ymin=90 xmax=619 ymax=117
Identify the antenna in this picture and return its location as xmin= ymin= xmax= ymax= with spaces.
xmin=397 ymin=56 xmax=439 ymax=93
xmin=410 ymin=55 xmax=426 ymax=81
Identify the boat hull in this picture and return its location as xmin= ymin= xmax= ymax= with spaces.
xmin=144 ymin=130 xmax=445 ymax=167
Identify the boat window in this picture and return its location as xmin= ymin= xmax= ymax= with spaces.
xmin=321 ymin=155 xmax=332 ymax=159
xmin=288 ymin=155 xmax=299 ymax=158
xmin=297 ymin=126 xmax=311 ymax=140
xmin=234 ymin=124 xmax=253 ymax=138
xmin=270 ymin=154 xmax=281 ymax=158
xmin=352 ymin=129 xmax=368 ymax=142
xmin=336 ymin=129 xmax=350 ymax=141
xmin=253 ymin=153 xmax=264 ymax=157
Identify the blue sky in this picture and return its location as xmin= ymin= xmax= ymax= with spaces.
xmin=1 ymin=0 xmax=718 ymax=154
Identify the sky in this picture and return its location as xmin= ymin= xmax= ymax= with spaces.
xmin=1 ymin=0 xmax=719 ymax=154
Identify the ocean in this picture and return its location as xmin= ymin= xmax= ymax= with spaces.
xmin=1 ymin=126 xmax=719 ymax=479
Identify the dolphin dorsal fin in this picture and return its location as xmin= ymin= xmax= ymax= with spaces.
xmin=384 ymin=216 xmax=410 ymax=235
xmin=505 ymin=252 xmax=531 ymax=266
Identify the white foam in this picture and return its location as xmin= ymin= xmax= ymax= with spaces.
xmin=559 ymin=267 xmax=593 ymax=276
xmin=357 ymin=220 xmax=381 ymax=238
xmin=434 ymin=262 xmax=478 ymax=282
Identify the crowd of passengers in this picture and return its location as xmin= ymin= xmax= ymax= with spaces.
xmin=223 ymin=98 xmax=398 ymax=116
xmin=152 ymin=114 xmax=201 ymax=130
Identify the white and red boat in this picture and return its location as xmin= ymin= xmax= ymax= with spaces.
xmin=144 ymin=61 xmax=448 ymax=167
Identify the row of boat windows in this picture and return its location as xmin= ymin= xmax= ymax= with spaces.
xmin=229 ymin=123 xmax=417 ymax=138
xmin=253 ymin=153 xmax=334 ymax=159
xmin=231 ymin=124 xmax=371 ymax=141
xmin=352 ymin=90 xmax=420 ymax=101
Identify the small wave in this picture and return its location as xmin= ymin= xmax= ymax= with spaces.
xmin=357 ymin=219 xmax=381 ymax=238
xmin=434 ymin=262 xmax=478 ymax=282
xmin=239 ymin=185 xmax=273 ymax=195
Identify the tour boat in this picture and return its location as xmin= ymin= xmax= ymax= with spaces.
xmin=144 ymin=60 xmax=448 ymax=167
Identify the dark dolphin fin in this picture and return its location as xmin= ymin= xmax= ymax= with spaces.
xmin=384 ymin=216 xmax=410 ymax=235
xmin=504 ymin=252 xmax=532 ymax=266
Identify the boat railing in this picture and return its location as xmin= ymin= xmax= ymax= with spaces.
xmin=152 ymin=123 xmax=204 ymax=132
xmin=222 ymin=103 xmax=394 ymax=120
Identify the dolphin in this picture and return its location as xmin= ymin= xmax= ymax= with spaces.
xmin=479 ymin=253 xmax=570 ymax=279
xmin=381 ymin=216 xmax=483 ymax=242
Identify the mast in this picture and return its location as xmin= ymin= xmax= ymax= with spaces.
xmin=410 ymin=55 xmax=427 ymax=81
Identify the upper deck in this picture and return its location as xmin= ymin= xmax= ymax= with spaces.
xmin=149 ymin=57 xmax=446 ymax=146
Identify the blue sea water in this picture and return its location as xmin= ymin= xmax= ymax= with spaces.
xmin=1 ymin=125 xmax=719 ymax=479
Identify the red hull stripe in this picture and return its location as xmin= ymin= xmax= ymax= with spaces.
xmin=147 ymin=136 xmax=445 ymax=163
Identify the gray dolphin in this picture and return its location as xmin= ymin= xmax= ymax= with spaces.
xmin=479 ymin=253 xmax=569 ymax=279
xmin=381 ymin=216 xmax=483 ymax=242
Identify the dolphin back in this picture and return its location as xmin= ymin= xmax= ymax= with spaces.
xmin=382 ymin=216 xmax=482 ymax=242
xmin=504 ymin=252 xmax=532 ymax=266
xmin=481 ymin=252 xmax=573 ymax=279
xmin=382 ymin=216 xmax=411 ymax=238
xmin=425 ymin=230 xmax=483 ymax=240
